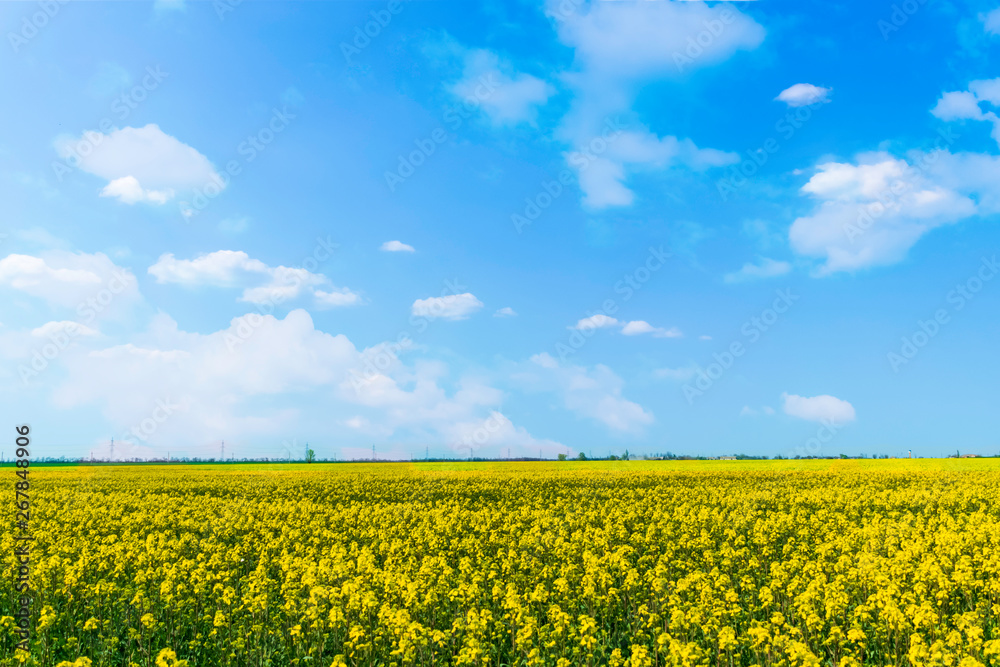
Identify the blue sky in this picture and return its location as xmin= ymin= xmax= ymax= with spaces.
xmin=2 ymin=0 xmax=999 ymax=461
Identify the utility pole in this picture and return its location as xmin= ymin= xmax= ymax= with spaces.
xmin=372 ymin=443 xmax=376 ymax=462
xmin=425 ymin=445 xmax=429 ymax=461
xmin=305 ymin=441 xmax=309 ymax=462
xmin=110 ymin=437 xmax=114 ymax=462
xmin=221 ymin=440 xmax=225 ymax=461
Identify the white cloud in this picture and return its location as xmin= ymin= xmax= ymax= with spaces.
xmin=148 ymin=250 xmax=360 ymax=308
xmin=572 ymin=315 xmax=680 ymax=338
xmin=619 ymin=320 xmax=653 ymax=335
xmin=788 ymin=152 xmax=978 ymax=274
xmin=443 ymin=410 xmax=565 ymax=458
xmin=550 ymin=0 xmax=763 ymax=209
xmin=931 ymin=90 xmax=986 ymax=121
xmin=450 ymin=49 xmax=555 ymax=126
xmin=572 ymin=130 xmax=739 ymax=208
xmin=239 ymin=266 xmax=329 ymax=305
xmin=493 ymin=307 xmax=517 ymax=318
xmin=724 ymin=257 xmax=792 ymax=283
xmin=31 ymin=321 xmax=99 ymax=338
xmin=411 ymin=293 xmax=483 ymax=320
xmin=0 ymin=250 xmax=139 ymax=310
xmin=620 ymin=320 xmax=682 ymax=338
xmin=550 ymin=0 xmax=764 ymax=79
xmin=100 ymin=175 xmax=174 ymax=204
xmin=315 ymin=288 xmax=363 ymax=308
xmin=776 ymin=83 xmax=831 ymax=107
xmin=922 ymin=151 xmax=1000 ymax=214
xmin=931 ymin=79 xmax=1000 ymax=146
xmin=46 ymin=309 xmax=560 ymax=458
xmin=380 ymin=240 xmax=415 ymax=253
xmin=970 ymin=78 xmax=1000 ymax=106
xmin=521 ymin=353 xmax=654 ymax=433
xmin=148 ymin=250 xmax=267 ymax=286
xmin=0 ymin=255 xmax=101 ymax=289
xmin=572 ymin=313 xmax=619 ymax=330
xmin=54 ymin=124 xmax=220 ymax=205
xmin=782 ymin=392 xmax=855 ymax=424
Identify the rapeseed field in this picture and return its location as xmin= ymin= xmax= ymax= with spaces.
xmin=2 ymin=460 xmax=999 ymax=666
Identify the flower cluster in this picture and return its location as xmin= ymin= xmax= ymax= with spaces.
xmin=1 ymin=460 xmax=998 ymax=666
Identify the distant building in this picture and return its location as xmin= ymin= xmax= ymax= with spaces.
xmin=718 ymin=456 xmax=737 ymax=460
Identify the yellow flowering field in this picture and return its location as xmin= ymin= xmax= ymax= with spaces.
xmin=2 ymin=460 xmax=1000 ymax=667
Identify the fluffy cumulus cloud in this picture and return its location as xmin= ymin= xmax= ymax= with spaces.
xmin=549 ymin=0 xmax=764 ymax=208
xmin=148 ymin=250 xmax=361 ymax=308
xmin=921 ymin=150 xmax=1000 ymax=214
xmin=572 ymin=314 xmax=681 ymax=338
xmin=620 ymin=320 xmax=682 ymax=338
xmin=380 ymin=240 xmax=415 ymax=253
xmin=449 ymin=48 xmax=555 ymax=126
xmin=0 ymin=250 xmax=139 ymax=311
xmin=46 ymin=309 xmax=561 ymax=458
xmin=931 ymin=78 xmax=1000 ymax=145
xmin=724 ymin=257 xmax=792 ymax=283
xmin=781 ymin=392 xmax=855 ymax=424
xmin=788 ymin=152 xmax=980 ymax=274
xmin=54 ymin=124 xmax=220 ymax=205
xmin=775 ymin=83 xmax=831 ymax=107
xmin=518 ymin=353 xmax=654 ymax=433
xmin=790 ymin=75 xmax=1000 ymax=275
xmin=100 ymin=176 xmax=174 ymax=204
xmin=411 ymin=293 xmax=483 ymax=320
xmin=549 ymin=0 xmax=764 ymax=78
xmin=148 ymin=250 xmax=267 ymax=286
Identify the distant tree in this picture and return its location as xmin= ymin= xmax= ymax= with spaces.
xmin=557 ymin=453 xmax=567 ymax=461
xmin=577 ymin=452 xmax=587 ymax=461
xmin=306 ymin=448 xmax=316 ymax=463
xmin=623 ymin=449 xmax=630 ymax=461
